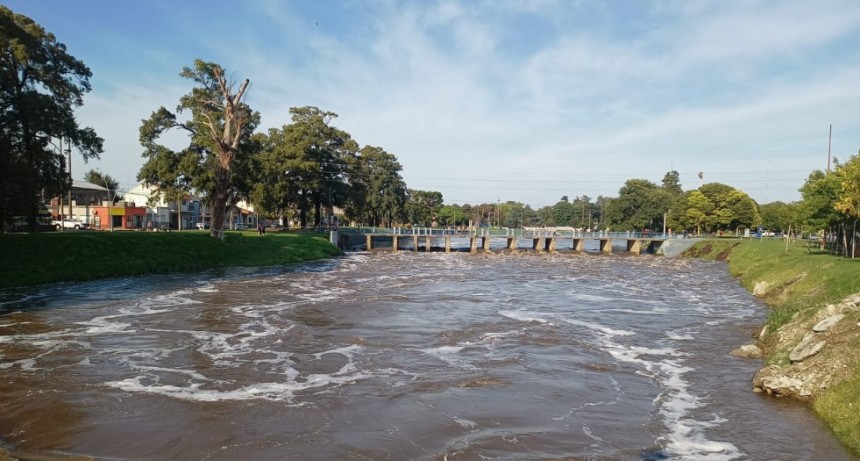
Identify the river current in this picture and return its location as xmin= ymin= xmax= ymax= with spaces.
xmin=0 ymin=251 xmax=854 ymax=460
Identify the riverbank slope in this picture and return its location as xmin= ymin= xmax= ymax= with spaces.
xmin=684 ymin=238 xmax=860 ymax=454
xmin=0 ymin=231 xmax=342 ymax=289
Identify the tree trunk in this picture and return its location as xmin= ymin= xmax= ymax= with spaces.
xmin=314 ymin=196 xmax=322 ymax=228
xmin=209 ymin=177 xmax=231 ymax=240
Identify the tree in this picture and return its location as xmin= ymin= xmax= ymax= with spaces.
xmin=604 ymin=179 xmax=672 ymax=230
xmin=551 ymin=197 xmax=574 ymax=227
xmin=679 ymin=183 xmax=759 ymax=233
xmin=798 ymin=170 xmax=842 ymax=232
xmin=834 ymin=153 xmax=860 ymax=220
xmin=437 ymin=204 xmax=466 ymax=226
xmin=250 ymin=107 xmax=357 ymax=228
xmin=759 ymin=201 xmax=799 ymax=232
xmin=346 ymin=146 xmax=406 ymax=226
xmin=83 ymin=169 xmax=119 ymax=203
xmin=138 ymin=59 xmax=257 ymax=238
xmin=405 ymin=189 xmax=443 ymax=226
xmin=0 ymin=6 xmax=103 ymax=230
xmin=661 ymin=170 xmax=683 ymax=196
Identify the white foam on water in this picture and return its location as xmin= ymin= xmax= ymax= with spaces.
xmin=420 ymin=345 xmax=478 ymax=370
xmin=106 ymin=345 xmax=371 ymax=403
xmin=582 ymin=425 xmax=606 ymax=443
xmin=454 ymin=417 xmax=478 ymax=431
xmin=498 ymin=310 xmax=552 ymax=325
xmin=77 ymin=317 xmax=132 ymax=335
xmin=557 ymin=317 xmax=635 ymax=337
xmin=666 ymin=331 xmax=695 ymax=341
xmin=480 ymin=330 xmax=522 ymax=345
xmin=603 ymin=339 xmax=741 ymax=459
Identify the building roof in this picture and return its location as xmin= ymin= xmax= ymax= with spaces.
xmin=72 ymin=180 xmax=108 ymax=191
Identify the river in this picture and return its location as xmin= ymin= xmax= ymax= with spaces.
xmin=0 ymin=251 xmax=854 ymax=460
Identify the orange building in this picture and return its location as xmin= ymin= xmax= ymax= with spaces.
xmin=91 ymin=204 xmax=148 ymax=230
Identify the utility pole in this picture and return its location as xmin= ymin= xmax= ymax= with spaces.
xmin=67 ymin=138 xmax=72 ymax=223
xmin=827 ymin=124 xmax=832 ymax=172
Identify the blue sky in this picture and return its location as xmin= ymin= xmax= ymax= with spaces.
xmin=7 ymin=0 xmax=860 ymax=207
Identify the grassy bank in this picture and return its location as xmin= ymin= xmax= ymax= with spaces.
xmin=685 ymin=238 xmax=860 ymax=454
xmin=0 ymin=230 xmax=342 ymax=289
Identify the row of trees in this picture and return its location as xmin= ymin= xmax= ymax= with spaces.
xmin=4 ymin=6 xmax=860 ymax=240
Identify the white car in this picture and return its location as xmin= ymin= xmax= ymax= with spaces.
xmin=53 ymin=218 xmax=88 ymax=230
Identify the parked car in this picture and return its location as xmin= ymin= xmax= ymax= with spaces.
xmin=195 ymin=222 xmax=209 ymax=230
xmin=761 ymin=230 xmax=775 ymax=237
xmin=53 ymin=218 xmax=88 ymax=230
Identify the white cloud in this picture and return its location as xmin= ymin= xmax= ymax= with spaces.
xmin=38 ymin=0 xmax=860 ymax=207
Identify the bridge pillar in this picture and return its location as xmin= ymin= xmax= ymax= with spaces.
xmin=445 ymin=236 xmax=451 ymax=252
xmin=392 ymin=235 xmax=399 ymax=251
xmin=482 ymin=236 xmax=491 ymax=251
xmin=366 ymin=235 xmax=373 ymax=251
xmin=573 ymin=238 xmax=585 ymax=252
xmin=507 ymin=237 xmax=517 ymax=252
xmin=627 ymin=239 xmax=641 ymax=255
xmin=600 ymin=238 xmax=612 ymax=254
xmin=470 ymin=237 xmax=478 ymax=253
xmin=412 ymin=235 xmax=419 ymax=251
xmin=425 ymin=235 xmax=432 ymax=252
xmin=533 ymin=238 xmax=545 ymax=252
xmin=546 ymin=237 xmax=556 ymax=252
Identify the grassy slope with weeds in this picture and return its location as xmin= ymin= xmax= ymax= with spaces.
xmin=0 ymin=230 xmax=342 ymax=289
xmin=685 ymin=238 xmax=860 ymax=455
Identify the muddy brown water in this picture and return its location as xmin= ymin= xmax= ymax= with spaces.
xmin=0 ymin=252 xmax=854 ymax=460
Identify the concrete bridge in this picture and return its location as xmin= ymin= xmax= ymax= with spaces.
xmin=335 ymin=228 xmax=676 ymax=255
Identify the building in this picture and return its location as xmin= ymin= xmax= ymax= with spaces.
xmin=51 ymin=180 xmax=148 ymax=230
xmin=123 ymin=184 xmax=202 ymax=230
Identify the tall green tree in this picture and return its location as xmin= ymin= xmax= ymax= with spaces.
xmin=551 ymin=196 xmax=574 ymax=227
xmin=437 ymin=204 xmax=466 ymax=226
xmin=834 ymin=153 xmax=860 ymax=221
xmin=250 ymin=107 xmax=357 ymax=228
xmin=798 ymin=170 xmax=842 ymax=232
xmin=499 ymin=201 xmax=537 ymax=228
xmin=346 ymin=145 xmax=406 ymax=226
xmin=661 ymin=170 xmax=683 ymax=196
xmin=676 ymin=183 xmax=759 ymax=233
xmin=405 ymin=189 xmax=443 ymax=226
xmin=138 ymin=59 xmax=257 ymax=237
xmin=759 ymin=201 xmax=799 ymax=232
xmin=0 ymin=6 xmax=103 ymax=230
xmin=604 ymin=179 xmax=672 ymax=231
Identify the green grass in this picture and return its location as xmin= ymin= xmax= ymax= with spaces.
xmin=0 ymin=230 xmax=342 ymax=289
xmin=686 ymin=237 xmax=860 ymax=455
xmin=814 ymin=339 xmax=860 ymax=454
xmin=685 ymin=238 xmax=860 ymax=331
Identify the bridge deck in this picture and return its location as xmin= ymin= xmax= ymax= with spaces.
xmin=343 ymin=228 xmax=672 ymax=255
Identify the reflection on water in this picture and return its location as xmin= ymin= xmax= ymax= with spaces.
xmin=0 ymin=252 xmax=855 ymax=460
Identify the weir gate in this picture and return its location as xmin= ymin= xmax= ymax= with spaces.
xmin=334 ymin=228 xmax=671 ymax=255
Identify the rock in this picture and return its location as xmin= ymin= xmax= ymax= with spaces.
xmin=730 ymin=344 xmax=763 ymax=358
xmin=758 ymin=324 xmax=769 ymax=340
xmin=789 ymin=333 xmax=826 ymax=363
xmin=753 ymin=370 xmax=812 ymax=398
xmin=753 ymin=281 xmax=770 ymax=297
xmin=812 ymin=314 xmax=844 ymax=333
xmin=825 ymin=304 xmax=839 ymax=316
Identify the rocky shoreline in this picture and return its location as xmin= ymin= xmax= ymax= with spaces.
xmin=732 ymin=287 xmax=860 ymax=400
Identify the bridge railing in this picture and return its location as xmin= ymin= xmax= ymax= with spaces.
xmin=342 ymin=226 xmax=672 ymax=240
